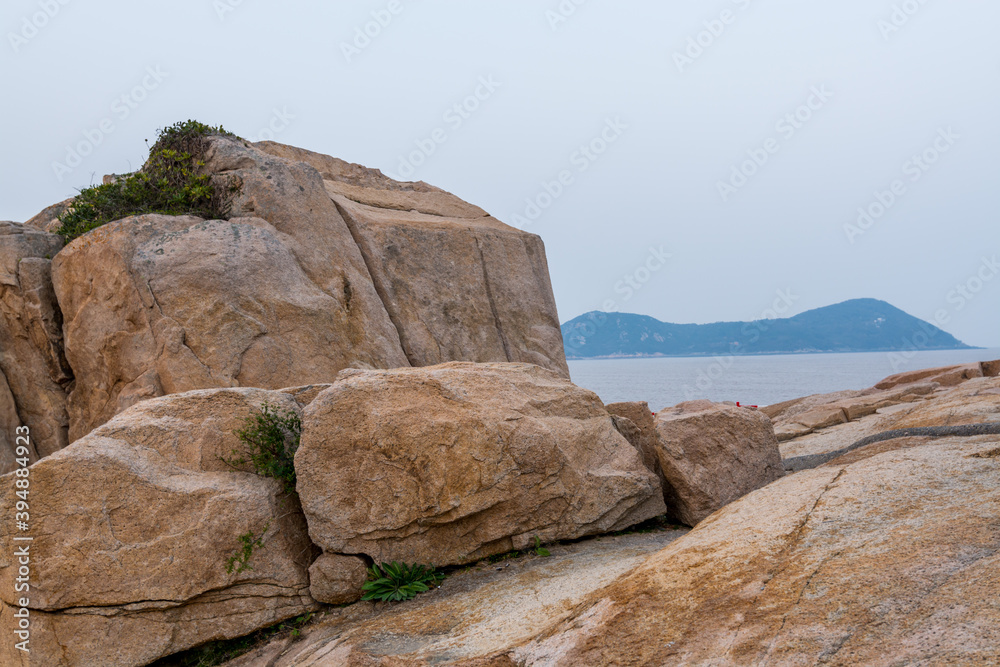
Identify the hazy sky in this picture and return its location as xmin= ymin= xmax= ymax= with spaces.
xmin=3 ymin=0 xmax=997 ymax=346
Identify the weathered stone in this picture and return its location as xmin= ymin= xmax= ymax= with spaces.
xmin=0 ymin=369 xmax=29 ymax=475
xmin=308 ymin=553 xmax=368 ymax=605
xmin=875 ymin=362 xmax=982 ymax=390
xmin=509 ymin=436 xmax=1000 ymax=666
xmin=89 ymin=386 xmax=303 ymax=473
xmin=297 ymin=362 xmax=664 ymax=566
xmin=0 ymin=222 xmax=70 ymax=459
xmin=774 ymin=421 xmax=813 ymax=442
xmin=225 ymin=531 xmax=689 ymax=666
xmin=51 ymin=213 xmax=406 ymax=441
xmin=22 ymin=197 xmax=74 ymax=233
xmin=0 ymin=389 xmax=319 ymax=666
xmin=47 ymin=135 xmax=569 ymax=441
xmin=878 ymin=377 xmax=1000 ymax=430
xmin=606 ymin=401 xmax=661 ymax=477
xmin=653 ymin=402 xmax=783 ymax=525
xmin=983 ymin=360 xmax=1000 ymax=377
xmin=253 ymin=141 xmax=567 ymax=376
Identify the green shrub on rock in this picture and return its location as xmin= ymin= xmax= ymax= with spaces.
xmin=56 ymin=120 xmax=241 ymax=242
xmin=222 ymin=403 xmax=301 ymax=494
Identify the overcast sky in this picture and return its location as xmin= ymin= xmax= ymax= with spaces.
xmin=3 ymin=0 xmax=997 ymax=346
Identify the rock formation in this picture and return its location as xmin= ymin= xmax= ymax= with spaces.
xmin=0 ymin=388 xmax=322 ymax=667
xmin=510 ymin=435 xmax=1000 ymax=666
xmin=651 ymin=401 xmax=784 ymax=525
xmin=3 ymin=133 xmax=568 ymax=461
xmin=0 ymin=221 xmax=70 ymax=472
xmin=296 ymin=362 xmax=665 ymax=566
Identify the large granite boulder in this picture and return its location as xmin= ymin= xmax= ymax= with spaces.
xmin=46 ymin=135 xmax=568 ymax=443
xmin=256 ymin=141 xmax=569 ymax=376
xmin=0 ymin=222 xmax=69 ymax=468
xmin=296 ymin=362 xmax=665 ymax=566
xmin=511 ymin=434 xmax=1000 ymax=666
xmin=0 ymin=387 xmax=328 ymax=667
xmin=653 ymin=401 xmax=783 ymax=526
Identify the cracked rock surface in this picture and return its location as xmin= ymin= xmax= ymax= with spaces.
xmin=46 ymin=136 xmax=568 ymax=444
xmin=297 ymin=362 xmax=666 ymax=566
xmin=508 ymin=434 xmax=1000 ymax=666
xmin=0 ymin=387 xmax=321 ymax=667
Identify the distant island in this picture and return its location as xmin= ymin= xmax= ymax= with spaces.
xmin=562 ymin=299 xmax=975 ymax=359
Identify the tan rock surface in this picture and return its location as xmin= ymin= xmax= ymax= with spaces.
xmin=0 ymin=369 xmax=29 ymax=474
xmin=877 ymin=376 xmax=1000 ymax=429
xmin=0 ymin=221 xmax=70 ymax=459
xmin=297 ymin=362 xmax=665 ymax=566
xmin=51 ymin=213 xmax=406 ymax=441
xmin=22 ymin=197 xmax=74 ymax=233
xmin=606 ymin=401 xmax=661 ymax=476
xmin=224 ymin=530 xmax=689 ymax=667
xmin=330 ymin=194 xmax=568 ymax=376
xmin=653 ymin=402 xmax=783 ymax=525
xmin=89 ymin=386 xmax=303 ymax=473
xmin=875 ymin=362 xmax=984 ymax=389
xmin=308 ymin=553 xmax=368 ymax=605
xmin=509 ymin=435 xmax=1000 ymax=666
xmin=0 ymin=389 xmax=319 ymax=666
xmin=46 ymin=135 xmax=568 ymax=440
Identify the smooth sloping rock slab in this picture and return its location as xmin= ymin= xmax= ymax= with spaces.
xmin=224 ymin=530 xmax=689 ymax=667
xmin=297 ymin=362 xmax=665 ymax=566
xmin=653 ymin=402 xmax=783 ymax=526
xmin=509 ymin=435 xmax=1000 ymax=666
xmin=0 ymin=221 xmax=70 ymax=462
xmin=0 ymin=389 xmax=322 ymax=666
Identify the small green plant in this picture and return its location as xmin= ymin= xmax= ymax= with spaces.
xmin=56 ymin=120 xmax=241 ymax=242
xmin=533 ymin=536 xmax=551 ymax=557
xmin=225 ymin=522 xmax=270 ymax=575
xmin=222 ymin=403 xmax=301 ymax=494
xmin=361 ymin=562 xmax=445 ymax=602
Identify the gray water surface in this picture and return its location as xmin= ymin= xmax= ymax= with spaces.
xmin=568 ymin=348 xmax=1000 ymax=412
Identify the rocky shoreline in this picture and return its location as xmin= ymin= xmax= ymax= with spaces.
xmin=2 ymin=128 xmax=998 ymax=666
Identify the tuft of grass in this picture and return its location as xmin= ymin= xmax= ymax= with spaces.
xmin=221 ymin=403 xmax=301 ymax=494
xmin=361 ymin=562 xmax=445 ymax=602
xmin=56 ymin=120 xmax=241 ymax=242
xmin=225 ymin=522 xmax=270 ymax=575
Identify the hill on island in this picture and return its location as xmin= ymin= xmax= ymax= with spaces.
xmin=561 ymin=298 xmax=974 ymax=359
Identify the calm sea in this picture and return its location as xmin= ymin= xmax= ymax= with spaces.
xmin=568 ymin=348 xmax=1000 ymax=411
